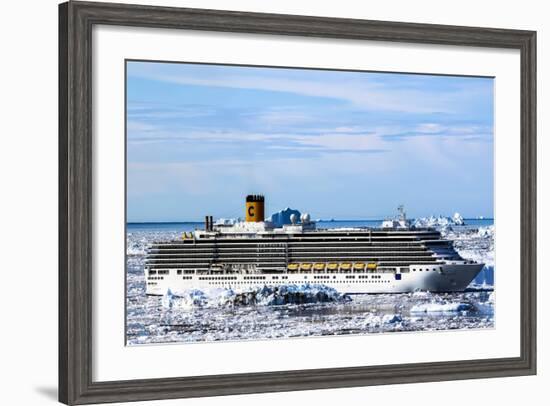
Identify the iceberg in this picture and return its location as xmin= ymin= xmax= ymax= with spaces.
xmin=161 ymin=284 xmax=350 ymax=309
xmin=162 ymin=288 xmax=210 ymax=309
xmin=413 ymin=212 xmax=466 ymax=229
xmin=410 ymin=302 xmax=472 ymax=314
xmin=268 ymin=208 xmax=302 ymax=227
xmin=452 ymin=212 xmax=465 ymax=225
xmin=477 ymin=226 xmax=494 ymax=238
xmin=359 ymin=313 xmax=403 ymax=328
xmin=161 ymin=288 xmax=175 ymax=309
xmin=382 ymin=314 xmax=403 ymax=324
xmin=413 ymin=215 xmax=452 ymax=229
xmin=471 ymin=291 xmax=494 ymax=314
xmin=214 ymin=218 xmax=239 ymax=226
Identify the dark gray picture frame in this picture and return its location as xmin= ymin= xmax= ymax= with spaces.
xmin=59 ymin=1 xmax=537 ymax=404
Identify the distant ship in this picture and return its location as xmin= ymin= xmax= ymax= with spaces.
xmin=144 ymin=195 xmax=483 ymax=295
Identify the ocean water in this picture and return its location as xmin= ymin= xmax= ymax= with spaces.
xmin=126 ymin=219 xmax=495 ymax=345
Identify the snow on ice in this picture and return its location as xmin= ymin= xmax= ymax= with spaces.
xmin=413 ymin=213 xmax=466 ymax=229
xmin=161 ymin=284 xmax=350 ymax=310
xmin=126 ymin=218 xmax=494 ymax=345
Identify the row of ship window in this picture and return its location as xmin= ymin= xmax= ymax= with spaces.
xmin=148 ymin=256 xmax=434 ymax=262
xmin=196 ymin=276 xmax=290 ymax=281
xmin=346 ymin=274 xmax=382 ymax=279
xmin=148 ymin=269 xmax=441 ymax=277
xmin=412 ymin=267 xmax=443 ymax=272
xmin=147 ymin=264 xmax=438 ymax=274
xmin=201 ymin=280 xmax=391 ymax=285
xmin=168 ymin=247 xmax=428 ymax=252
xmin=148 ymin=268 xmax=443 ymax=277
xmin=149 ymin=268 xmax=409 ymax=275
xmin=146 ymin=280 xmax=391 ymax=286
xmin=150 ymin=247 xmax=429 ymax=253
xmin=188 ymin=243 xmax=422 ymax=248
xmin=148 ymin=275 xmax=386 ymax=282
xmin=154 ymin=240 xmax=429 ymax=247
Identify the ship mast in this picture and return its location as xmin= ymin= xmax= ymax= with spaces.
xmin=397 ymin=204 xmax=406 ymax=222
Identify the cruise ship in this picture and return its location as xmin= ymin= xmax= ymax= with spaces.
xmin=144 ymin=195 xmax=483 ymax=295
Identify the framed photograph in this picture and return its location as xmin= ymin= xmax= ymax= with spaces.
xmin=59 ymin=1 xmax=536 ymax=404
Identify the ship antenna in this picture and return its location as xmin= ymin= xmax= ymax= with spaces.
xmin=398 ymin=204 xmax=406 ymax=221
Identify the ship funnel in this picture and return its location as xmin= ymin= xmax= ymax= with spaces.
xmin=245 ymin=194 xmax=265 ymax=222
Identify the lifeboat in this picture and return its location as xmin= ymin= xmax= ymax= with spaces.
xmin=287 ymin=263 xmax=299 ymax=271
xmin=300 ymin=263 xmax=312 ymax=271
xmin=314 ymin=263 xmax=326 ymax=271
xmin=340 ymin=262 xmax=352 ymax=271
xmin=354 ymin=262 xmax=365 ymax=271
xmin=367 ymin=262 xmax=377 ymax=270
xmin=327 ymin=263 xmax=339 ymax=271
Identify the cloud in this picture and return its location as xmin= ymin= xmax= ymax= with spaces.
xmin=126 ymin=116 xmax=492 ymax=169
xmin=247 ymin=107 xmax=315 ymax=126
xmin=379 ymin=123 xmax=493 ymax=141
xmin=127 ymin=64 xmax=488 ymax=114
xmin=289 ymin=133 xmax=385 ymax=152
xmin=127 ymin=121 xmax=157 ymax=133
xmin=127 ymin=102 xmax=217 ymax=121
xmin=127 ymin=119 xmax=388 ymax=156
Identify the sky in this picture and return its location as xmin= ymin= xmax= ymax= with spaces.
xmin=126 ymin=61 xmax=494 ymax=222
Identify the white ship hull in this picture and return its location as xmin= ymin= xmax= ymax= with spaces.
xmin=145 ymin=262 xmax=483 ymax=296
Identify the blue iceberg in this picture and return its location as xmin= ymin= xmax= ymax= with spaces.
xmin=268 ymin=207 xmax=301 ymax=227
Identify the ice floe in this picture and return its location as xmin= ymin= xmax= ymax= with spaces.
xmin=413 ymin=214 xmax=465 ymax=229
xmin=410 ymin=302 xmax=472 ymax=314
xmin=161 ymin=284 xmax=350 ymax=310
xmin=476 ymin=226 xmax=494 ymax=238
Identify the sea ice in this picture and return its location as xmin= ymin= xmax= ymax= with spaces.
xmin=413 ymin=212 xmax=466 ymax=229
xmin=126 ymin=219 xmax=495 ymax=345
xmin=161 ymin=284 xmax=349 ymax=310
xmin=410 ymin=302 xmax=472 ymax=314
